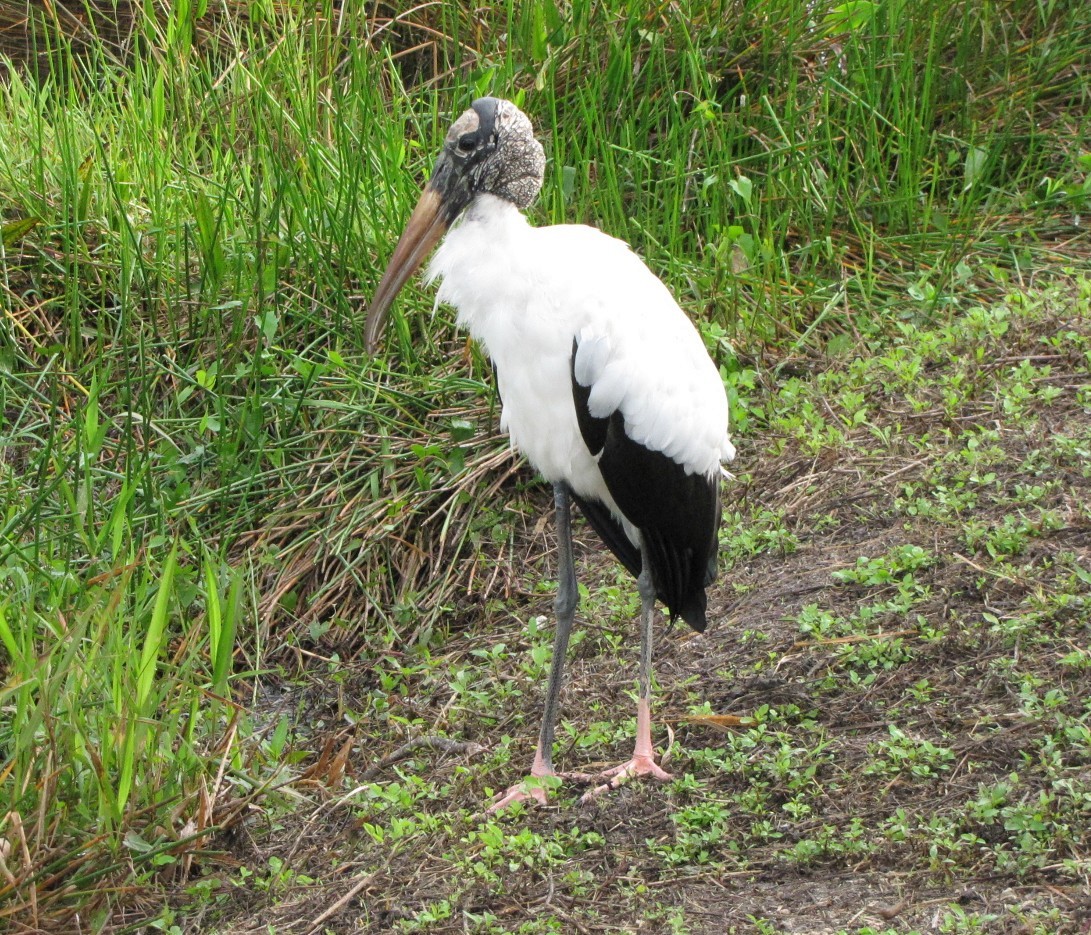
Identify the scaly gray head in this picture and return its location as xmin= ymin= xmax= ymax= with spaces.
xmin=365 ymin=98 xmax=545 ymax=352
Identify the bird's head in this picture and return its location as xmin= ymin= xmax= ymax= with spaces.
xmin=365 ymin=98 xmax=545 ymax=353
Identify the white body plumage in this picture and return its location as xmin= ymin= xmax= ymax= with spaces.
xmin=428 ymin=194 xmax=734 ymax=538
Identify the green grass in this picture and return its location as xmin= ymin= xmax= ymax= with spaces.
xmin=1 ymin=0 xmax=1090 ymax=930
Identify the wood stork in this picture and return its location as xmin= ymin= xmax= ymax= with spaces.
xmin=365 ymin=98 xmax=734 ymax=810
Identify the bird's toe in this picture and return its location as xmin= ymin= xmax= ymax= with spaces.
xmin=578 ymin=755 xmax=673 ymax=803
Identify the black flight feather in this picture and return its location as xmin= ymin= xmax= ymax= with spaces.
xmin=569 ymin=490 xmax=642 ymax=581
xmin=569 ymin=340 xmax=719 ymax=632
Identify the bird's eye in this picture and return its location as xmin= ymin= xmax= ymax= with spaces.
xmin=456 ymin=133 xmax=476 ymax=153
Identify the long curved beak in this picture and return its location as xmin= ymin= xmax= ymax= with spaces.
xmin=364 ymin=185 xmax=450 ymax=354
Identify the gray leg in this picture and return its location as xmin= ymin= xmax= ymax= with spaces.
xmin=531 ymin=482 xmax=578 ymax=775
xmin=636 ymin=554 xmax=656 ymax=706
xmin=487 ymin=484 xmax=583 ymax=810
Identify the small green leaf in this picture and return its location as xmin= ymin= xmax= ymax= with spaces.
xmin=824 ymin=1 xmax=879 ymax=33
xmin=449 ymin=419 xmax=475 ymax=443
xmin=255 ymin=309 xmax=279 ymax=343
xmin=963 ymin=146 xmax=988 ymax=190
xmin=560 ymin=165 xmax=576 ymax=202
xmin=728 ymin=175 xmax=753 ymax=204
xmin=1 ymin=217 xmax=39 ymax=248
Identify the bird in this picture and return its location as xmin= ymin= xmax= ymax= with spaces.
xmin=365 ymin=97 xmax=734 ymax=810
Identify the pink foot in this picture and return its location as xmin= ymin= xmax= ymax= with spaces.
xmin=486 ymin=699 xmax=671 ymax=811
xmin=578 ymin=696 xmax=672 ymax=802
xmin=579 ymin=753 xmax=672 ymax=802
xmin=486 ymin=777 xmax=550 ymax=813
xmin=484 ymin=743 xmax=596 ymax=813
xmin=485 ymin=770 xmax=593 ymax=813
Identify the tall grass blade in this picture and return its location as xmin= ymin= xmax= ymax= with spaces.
xmin=138 ymin=544 xmax=178 ymax=713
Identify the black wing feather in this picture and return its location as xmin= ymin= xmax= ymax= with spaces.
xmin=570 ymin=340 xmax=720 ymax=632
xmin=570 ymin=339 xmax=608 ymax=456
xmin=569 ymin=490 xmax=642 ymax=580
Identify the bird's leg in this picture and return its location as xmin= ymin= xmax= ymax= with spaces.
xmin=487 ymin=483 xmax=586 ymax=812
xmin=531 ymin=483 xmax=580 ymax=778
xmin=580 ymin=552 xmax=672 ymax=802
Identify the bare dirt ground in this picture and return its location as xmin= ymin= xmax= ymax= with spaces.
xmin=194 ymin=286 xmax=1090 ymax=934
